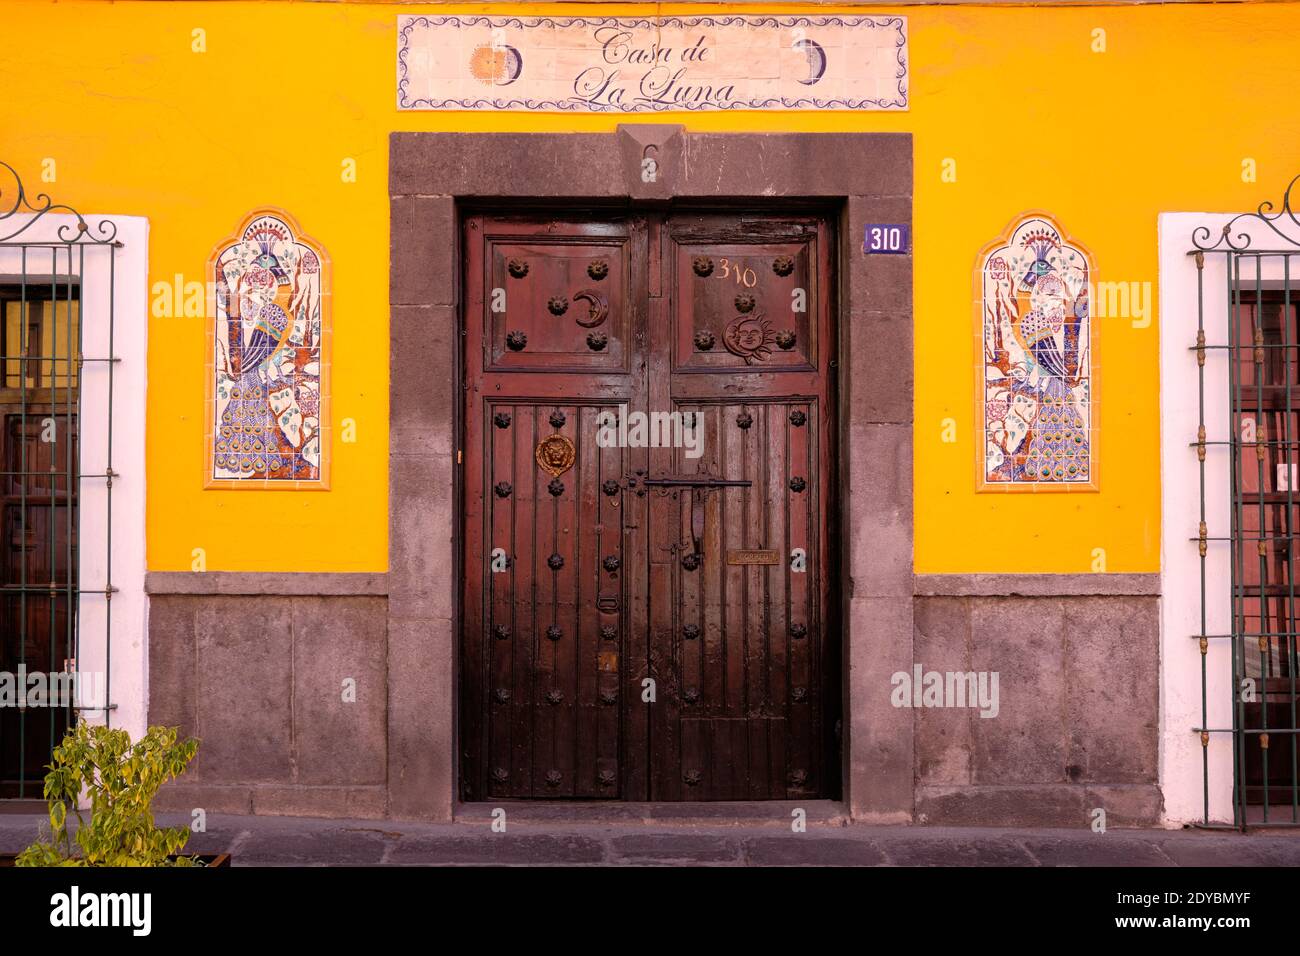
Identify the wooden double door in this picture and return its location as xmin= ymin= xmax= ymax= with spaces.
xmin=460 ymin=210 xmax=838 ymax=801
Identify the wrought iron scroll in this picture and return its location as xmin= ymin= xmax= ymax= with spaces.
xmin=0 ymin=162 xmax=120 ymax=797
xmin=0 ymin=162 xmax=119 ymax=246
xmin=1193 ymin=173 xmax=1300 ymax=253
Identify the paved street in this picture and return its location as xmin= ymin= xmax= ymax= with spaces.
xmin=1 ymin=808 xmax=1297 ymax=866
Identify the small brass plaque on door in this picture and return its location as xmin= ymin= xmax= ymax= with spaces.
xmin=726 ymin=549 xmax=780 ymax=566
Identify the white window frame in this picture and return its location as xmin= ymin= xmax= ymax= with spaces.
xmin=0 ymin=213 xmax=149 ymax=740
xmin=1156 ymin=211 xmax=1299 ymax=824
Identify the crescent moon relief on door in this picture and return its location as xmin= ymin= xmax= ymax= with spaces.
xmin=572 ymin=289 xmax=609 ymax=328
xmin=794 ymin=38 xmax=827 ymax=86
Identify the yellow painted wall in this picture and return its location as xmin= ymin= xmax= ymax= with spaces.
xmin=1 ymin=0 xmax=1295 ymax=573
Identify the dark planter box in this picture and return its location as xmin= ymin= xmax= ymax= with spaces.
xmin=0 ymin=852 xmax=231 ymax=867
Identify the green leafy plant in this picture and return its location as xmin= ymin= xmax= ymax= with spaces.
xmin=16 ymin=721 xmax=200 ymax=867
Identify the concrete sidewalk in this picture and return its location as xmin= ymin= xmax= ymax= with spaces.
xmin=1 ymin=809 xmax=1297 ymax=865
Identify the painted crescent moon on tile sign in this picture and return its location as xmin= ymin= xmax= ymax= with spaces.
xmin=499 ymin=45 xmax=522 ymax=85
xmin=794 ymin=38 xmax=827 ymax=86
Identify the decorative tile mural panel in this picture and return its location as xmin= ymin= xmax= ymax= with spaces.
xmin=978 ymin=214 xmax=1095 ymax=490
xmin=207 ymin=210 xmax=329 ymax=489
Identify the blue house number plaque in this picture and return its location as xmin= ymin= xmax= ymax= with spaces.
xmin=863 ymin=224 xmax=909 ymax=254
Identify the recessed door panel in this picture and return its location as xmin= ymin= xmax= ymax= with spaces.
xmin=668 ymin=217 xmax=821 ymax=373
xmin=479 ymin=221 xmax=630 ymax=373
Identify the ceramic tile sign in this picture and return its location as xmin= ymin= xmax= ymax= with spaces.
xmin=206 ymin=210 xmax=330 ymax=490
xmin=977 ymin=214 xmax=1095 ymax=492
xmin=397 ymin=15 xmax=908 ymax=112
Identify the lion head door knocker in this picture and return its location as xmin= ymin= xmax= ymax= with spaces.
xmin=723 ymin=312 xmax=775 ymax=365
xmin=535 ymin=434 xmax=577 ymax=479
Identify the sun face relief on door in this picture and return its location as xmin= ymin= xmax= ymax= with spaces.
xmin=461 ymin=212 xmax=837 ymax=801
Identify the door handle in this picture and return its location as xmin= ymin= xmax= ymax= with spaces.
xmin=689 ymin=487 xmax=705 ymax=567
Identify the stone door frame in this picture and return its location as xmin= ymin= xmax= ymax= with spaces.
xmin=389 ymin=127 xmax=914 ymax=821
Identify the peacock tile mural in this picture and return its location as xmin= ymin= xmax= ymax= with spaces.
xmin=977 ymin=214 xmax=1095 ymax=491
xmin=206 ymin=209 xmax=330 ymax=489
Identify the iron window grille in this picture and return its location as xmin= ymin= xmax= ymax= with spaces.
xmin=1192 ymin=178 xmax=1300 ymax=827
xmin=0 ymin=163 xmax=118 ymax=798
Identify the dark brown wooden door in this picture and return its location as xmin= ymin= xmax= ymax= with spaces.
xmin=461 ymin=211 xmax=837 ymax=801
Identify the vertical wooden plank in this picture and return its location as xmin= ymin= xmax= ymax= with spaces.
xmin=646 ymin=221 xmax=682 ymax=799
xmin=723 ymin=403 xmax=747 ymax=719
xmin=764 ymin=400 xmax=791 ymax=793
xmin=622 ymin=216 xmax=652 ymax=799
xmin=531 ymin=404 xmax=561 ymax=796
xmin=742 ymin=401 xmax=769 ymax=798
xmin=700 ymin=404 xmax=725 ymax=717
xmin=731 ymin=718 xmax=750 ymax=800
xmin=787 ymin=399 xmax=815 ymax=794
xmin=647 ymin=555 xmax=677 ymax=799
xmin=767 ymin=718 xmax=788 ymax=800
xmin=698 ymin=404 xmax=733 ymax=799
xmin=549 ymin=404 xmax=578 ymax=796
xmin=594 ymin=415 xmax=622 ymax=797
xmin=511 ymin=403 xmax=537 ymax=796
xmin=748 ymin=716 xmax=771 ymax=800
xmin=487 ymin=401 xmax=515 ymax=797
xmin=680 ymin=717 xmax=706 ymax=800
xmin=573 ymin=405 xmax=598 ymax=795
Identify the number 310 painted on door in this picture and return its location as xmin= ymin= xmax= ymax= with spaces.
xmin=716 ymin=258 xmax=757 ymax=287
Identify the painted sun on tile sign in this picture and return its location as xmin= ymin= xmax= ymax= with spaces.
xmin=206 ymin=210 xmax=330 ymax=489
xmin=978 ymin=214 xmax=1095 ymax=491
xmin=397 ymin=15 xmax=908 ymax=111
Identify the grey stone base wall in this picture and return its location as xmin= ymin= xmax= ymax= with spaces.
xmin=148 ymin=579 xmax=390 ymax=820
xmin=911 ymin=587 xmax=1162 ymax=827
xmin=145 ymin=573 xmax=1162 ymax=825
